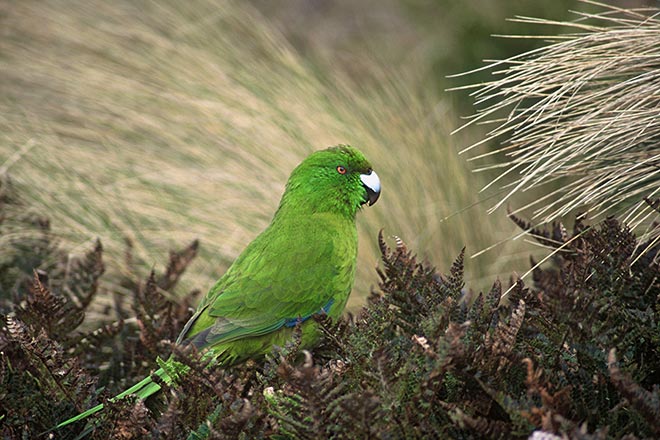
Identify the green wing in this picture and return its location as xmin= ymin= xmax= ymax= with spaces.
xmin=178 ymin=215 xmax=354 ymax=350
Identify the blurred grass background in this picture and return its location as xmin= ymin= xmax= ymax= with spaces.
xmin=0 ymin=0 xmax=647 ymax=315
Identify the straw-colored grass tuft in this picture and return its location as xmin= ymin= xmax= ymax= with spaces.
xmin=1 ymin=0 xmax=528 ymax=315
xmin=454 ymin=0 xmax=660 ymax=256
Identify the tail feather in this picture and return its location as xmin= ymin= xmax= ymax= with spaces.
xmin=55 ymin=367 xmax=168 ymax=430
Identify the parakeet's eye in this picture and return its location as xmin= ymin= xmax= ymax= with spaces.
xmin=336 ymin=166 xmax=346 ymax=174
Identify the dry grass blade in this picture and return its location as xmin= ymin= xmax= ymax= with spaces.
xmin=457 ymin=1 xmax=660 ymax=253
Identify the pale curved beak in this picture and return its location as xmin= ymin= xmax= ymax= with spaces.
xmin=360 ymin=170 xmax=380 ymax=206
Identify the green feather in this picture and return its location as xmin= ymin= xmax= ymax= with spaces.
xmin=55 ymin=367 xmax=168 ymax=430
xmin=55 ymin=144 xmax=379 ymax=432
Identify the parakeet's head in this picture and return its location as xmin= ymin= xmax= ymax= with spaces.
xmin=278 ymin=145 xmax=380 ymax=219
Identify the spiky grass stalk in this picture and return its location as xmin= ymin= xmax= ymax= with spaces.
xmin=0 ymin=0 xmax=529 ymax=315
xmin=454 ymin=0 xmax=660 ymax=255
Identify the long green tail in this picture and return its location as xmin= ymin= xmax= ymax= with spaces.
xmin=56 ymin=367 xmax=169 ymax=430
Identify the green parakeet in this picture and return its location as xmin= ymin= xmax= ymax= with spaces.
xmin=56 ymin=144 xmax=380 ymax=431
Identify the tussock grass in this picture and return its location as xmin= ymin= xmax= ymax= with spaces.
xmin=0 ymin=0 xmax=528 ymax=315
xmin=454 ymin=0 xmax=660 ymax=255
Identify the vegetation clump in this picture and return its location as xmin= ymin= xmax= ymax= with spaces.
xmin=457 ymin=2 xmax=660 ymax=245
xmin=1 ymin=177 xmax=658 ymax=439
